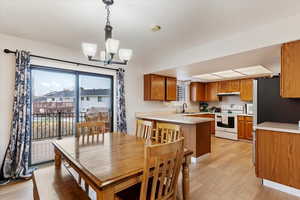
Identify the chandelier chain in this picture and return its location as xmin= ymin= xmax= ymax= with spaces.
xmin=105 ymin=5 xmax=111 ymax=26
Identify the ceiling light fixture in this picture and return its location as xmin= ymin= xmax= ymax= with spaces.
xmin=81 ymin=0 xmax=132 ymax=65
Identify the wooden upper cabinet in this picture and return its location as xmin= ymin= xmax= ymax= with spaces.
xmin=229 ymin=80 xmax=240 ymax=92
xmin=205 ymin=82 xmax=219 ymax=102
xmin=144 ymin=74 xmax=165 ymax=101
xmin=218 ymin=81 xmax=230 ymax=93
xmin=240 ymin=79 xmax=253 ymax=101
xmin=218 ymin=80 xmax=240 ymax=93
xmin=281 ymin=41 xmax=300 ymax=98
xmin=166 ymin=77 xmax=177 ymax=101
xmin=190 ymin=82 xmax=206 ymax=102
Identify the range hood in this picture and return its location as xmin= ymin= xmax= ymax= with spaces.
xmin=217 ymin=92 xmax=240 ymax=96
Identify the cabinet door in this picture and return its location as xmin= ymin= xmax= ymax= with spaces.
xmin=166 ymin=77 xmax=177 ymax=101
xmin=240 ymin=79 xmax=253 ymax=101
xmin=205 ymin=82 xmax=219 ymax=102
xmin=245 ymin=116 xmax=253 ymax=140
xmin=190 ymin=82 xmax=205 ymax=102
xmin=151 ymin=75 xmax=165 ymax=100
xmin=218 ymin=81 xmax=229 ymax=93
xmin=281 ymin=41 xmax=300 ymax=98
xmin=238 ymin=116 xmax=245 ymax=139
xmin=229 ymin=80 xmax=240 ymax=92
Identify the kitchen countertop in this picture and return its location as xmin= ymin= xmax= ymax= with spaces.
xmin=136 ymin=113 xmax=214 ymax=125
xmin=256 ymin=122 xmax=300 ymax=134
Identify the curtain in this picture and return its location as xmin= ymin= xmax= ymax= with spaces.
xmin=116 ymin=68 xmax=127 ymax=133
xmin=1 ymin=50 xmax=33 ymax=183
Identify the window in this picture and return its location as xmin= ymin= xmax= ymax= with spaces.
xmin=177 ymin=82 xmax=187 ymax=102
xmin=86 ymin=96 xmax=90 ymax=101
xmin=81 ymin=97 xmax=84 ymax=101
xmin=51 ymin=98 xmax=55 ymax=101
xmin=98 ymin=96 xmax=102 ymax=102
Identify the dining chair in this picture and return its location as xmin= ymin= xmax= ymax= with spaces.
xmin=136 ymin=120 xmax=153 ymax=139
xmin=116 ymin=137 xmax=185 ymax=200
xmin=153 ymin=123 xmax=182 ymax=144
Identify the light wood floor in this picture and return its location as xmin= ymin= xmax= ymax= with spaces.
xmin=178 ymin=136 xmax=300 ymax=200
xmin=1 ymin=136 xmax=300 ymax=200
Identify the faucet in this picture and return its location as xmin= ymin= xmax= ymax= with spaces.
xmin=182 ymin=103 xmax=188 ymax=113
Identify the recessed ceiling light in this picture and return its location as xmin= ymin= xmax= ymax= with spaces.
xmin=151 ymin=25 xmax=161 ymax=32
xmin=234 ymin=65 xmax=272 ymax=75
xmin=212 ymin=70 xmax=245 ymax=78
xmin=193 ymin=74 xmax=221 ymax=80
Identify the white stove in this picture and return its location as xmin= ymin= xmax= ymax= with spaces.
xmin=215 ymin=105 xmax=244 ymax=140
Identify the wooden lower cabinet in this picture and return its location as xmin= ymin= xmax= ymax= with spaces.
xmin=238 ymin=116 xmax=253 ymax=140
xmin=256 ymin=129 xmax=300 ymax=189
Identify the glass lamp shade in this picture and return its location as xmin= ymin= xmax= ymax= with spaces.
xmin=119 ymin=49 xmax=133 ymax=61
xmin=100 ymin=51 xmax=106 ymax=61
xmin=106 ymin=39 xmax=120 ymax=54
xmin=82 ymin=43 xmax=97 ymax=58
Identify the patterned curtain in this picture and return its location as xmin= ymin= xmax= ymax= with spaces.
xmin=0 ymin=50 xmax=33 ymax=183
xmin=116 ymin=68 xmax=127 ymax=133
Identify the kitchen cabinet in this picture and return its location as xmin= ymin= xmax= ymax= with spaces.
xmin=144 ymin=74 xmax=166 ymax=101
xmin=218 ymin=80 xmax=240 ymax=93
xmin=238 ymin=116 xmax=253 ymax=140
xmin=281 ymin=40 xmax=300 ymax=98
xmin=144 ymin=74 xmax=177 ymax=101
xmin=166 ymin=77 xmax=177 ymax=101
xmin=240 ymin=79 xmax=253 ymax=101
xmin=190 ymin=82 xmax=206 ymax=102
xmin=218 ymin=81 xmax=230 ymax=93
xmin=256 ymin=129 xmax=300 ymax=189
xmin=205 ymin=82 xmax=219 ymax=102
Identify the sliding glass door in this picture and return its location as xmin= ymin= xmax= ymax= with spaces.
xmin=30 ymin=67 xmax=114 ymax=165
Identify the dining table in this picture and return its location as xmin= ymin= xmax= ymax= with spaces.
xmin=52 ymin=132 xmax=193 ymax=200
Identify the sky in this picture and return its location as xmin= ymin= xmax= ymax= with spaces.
xmin=32 ymin=69 xmax=112 ymax=96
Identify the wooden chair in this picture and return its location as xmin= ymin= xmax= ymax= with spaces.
xmin=136 ymin=120 xmax=153 ymax=139
xmin=116 ymin=138 xmax=185 ymax=200
xmin=76 ymin=121 xmax=106 ymax=144
xmin=153 ymin=123 xmax=182 ymax=144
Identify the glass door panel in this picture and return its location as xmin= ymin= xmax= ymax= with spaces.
xmin=31 ymin=69 xmax=76 ymax=165
xmin=79 ymin=74 xmax=113 ymax=131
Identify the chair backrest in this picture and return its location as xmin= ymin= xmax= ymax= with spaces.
xmin=76 ymin=121 xmax=106 ymax=144
xmin=153 ymin=123 xmax=182 ymax=144
xmin=140 ymin=138 xmax=184 ymax=200
xmin=136 ymin=120 xmax=153 ymax=139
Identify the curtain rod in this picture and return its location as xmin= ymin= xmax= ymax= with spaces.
xmin=3 ymin=49 xmax=121 ymax=72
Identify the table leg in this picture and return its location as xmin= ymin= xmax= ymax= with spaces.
xmin=182 ymin=162 xmax=190 ymax=200
xmin=54 ymin=148 xmax=62 ymax=169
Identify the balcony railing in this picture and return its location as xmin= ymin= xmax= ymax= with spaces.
xmin=31 ymin=112 xmax=86 ymax=141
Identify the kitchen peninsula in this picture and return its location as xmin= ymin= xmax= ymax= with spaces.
xmin=136 ymin=113 xmax=214 ymax=162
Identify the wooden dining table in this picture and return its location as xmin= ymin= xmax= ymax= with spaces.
xmin=52 ymin=132 xmax=193 ymax=200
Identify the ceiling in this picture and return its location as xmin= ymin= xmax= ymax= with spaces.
xmin=1 ymin=0 xmax=300 ymax=67
xmin=155 ymin=45 xmax=281 ymax=80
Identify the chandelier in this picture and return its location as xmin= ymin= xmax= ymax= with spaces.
xmin=82 ymin=0 xmax=132 ymax=65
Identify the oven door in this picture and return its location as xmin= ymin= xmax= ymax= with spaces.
xmin=215 ymin=115 xmax=237 ymax=133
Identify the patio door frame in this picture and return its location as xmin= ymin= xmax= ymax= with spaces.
xmin=29 ymin=65 xmax=114 ymax=165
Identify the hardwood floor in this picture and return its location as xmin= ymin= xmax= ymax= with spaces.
xmin=1 ymin=136 xmax=300 ymax=200
xmin=177 ymin=136 xmax=300 ymax=200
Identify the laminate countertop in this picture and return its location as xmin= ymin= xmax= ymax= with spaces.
xmin=256 ymin=122 xmax=300 ymax=134
xmin=136 ymin=113 xmax=214 ymax=125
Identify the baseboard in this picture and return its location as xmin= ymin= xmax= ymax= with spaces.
xmin=191 ymin=153 xmax=210 ymax=163
xmin=263 ymin=179 xmax=300 ymax=197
